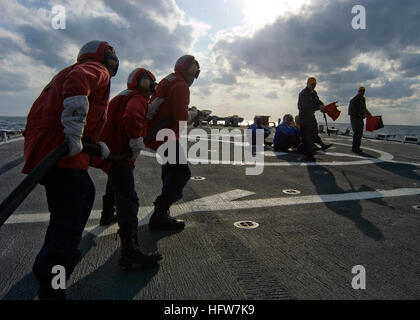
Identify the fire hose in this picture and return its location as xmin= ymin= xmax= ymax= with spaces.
xmin=0 ymin=116 xmax=173 ymax=228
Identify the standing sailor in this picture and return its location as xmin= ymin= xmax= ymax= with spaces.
xmin=22 ymin=41 xmax=119 ymax=299
xmin=349 ymin=86 xmax=371 ymax=153
xmin=297 ymin=77 xmax=332 ymax=161
xmin=96 ymin=68 xmax=163 ymax=268
xmin=146 ymin=55 xmax=200 ymax=231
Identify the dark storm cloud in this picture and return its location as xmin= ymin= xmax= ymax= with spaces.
xmin=97 ymin=0 xmax=195 ymax=70
xmin=0 ymin=0 xmax=201 ymax=115
xmin=324 ymin=64 xmax=379 ymax=85
xmin=321 ymin=78 xmax=415 ymax=107
xmin=0 ymin=35 xmax=24 ymax=56
xmin=0 ymin=71 xmax=28 ymax=92
xmin=2 ymin=0 xmax=197 ymax=71
xmin=214 ymin=0 xmax=420 ymax=101
xmin=319 ymin=63 xmax=380 ymax=103
xmin=17 ymin=24 xmax=68 ymax=68
xmin=365 ymin=80 xmax=415 ymax=100
xmin=399 ymin=53 xmax=420 ymax=78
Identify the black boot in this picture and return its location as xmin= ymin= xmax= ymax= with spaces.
xmin=100 ymin=195 xmax=117 ymax=226
xmin=321 ymin=143 xmax=333 ymax=151
xmin=296 ymin=143 xmax=305 ymax=154
xmin=117 ymin=229 xmax=162 ymax=269
xmin=149 ymin=200 xmax=185 ymax=231
xmin=38 ymin=280 xmax=66 ymax=300
xmin=33 ymin=269 xmax=66 ymax=300
xmin=312 ymin=144 xmax=322 ymax=151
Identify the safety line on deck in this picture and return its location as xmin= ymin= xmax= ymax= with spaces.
xmin=5 ymin=188 xmax=420 ymax=239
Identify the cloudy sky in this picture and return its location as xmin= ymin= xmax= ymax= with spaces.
xmin=0 ymin=0 xmax=419 ymax=125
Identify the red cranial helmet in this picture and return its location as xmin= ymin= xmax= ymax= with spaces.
xmin=77 ymin=40 xmax=114 ymax=62
xmin=127 ymin=68 xmax=157 ymax=92
xmin=174 ymin=55 xmax=200 ymax=79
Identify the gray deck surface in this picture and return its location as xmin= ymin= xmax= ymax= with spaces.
xmin=0 ymin=129 xmax=419 ymax=300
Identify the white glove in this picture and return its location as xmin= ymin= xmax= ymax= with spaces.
xmin=62 ymin=95 xmax=89 ymax=136
xmin=188 ymin=107 xmax=198 ymax=122
xmin=96 ymin=141 xmax=110 ymax=160
xmin=62 ymin=95 xmax=89 ymax=157
xmin=129 ymin=137 xmax=145 ymax=160
xmin=146 ymin=98 xmax=165 ymax=120
xmin=65 ymin=134 xmax=83 ymax=158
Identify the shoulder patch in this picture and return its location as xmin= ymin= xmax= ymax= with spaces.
xmin=118 ymin=89 xmax=133 ymax=96
xmin=164 ymin=73 xmax=177 ymax=82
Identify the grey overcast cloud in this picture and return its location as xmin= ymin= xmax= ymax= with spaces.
xmin=0 ymin=0 xmax=419 ymax=125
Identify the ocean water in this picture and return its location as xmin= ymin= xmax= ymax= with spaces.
xmin=241 ymin=119 xmax=420 ymax=142
xmin=0 ymin=116 xmax=27 ymax=132
xmin=321 ymin=122 xmax=420 ymax=141
xmin=0 ymin=116 xmax=419 ymax=142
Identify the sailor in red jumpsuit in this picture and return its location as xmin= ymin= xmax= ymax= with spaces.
xmin=22 ymin=40 xmax=119 ymax=300
xmin=95 ymin=68 xmax=162 ymax=268
xmin=145 ymin=55 xmax=200 ymax=231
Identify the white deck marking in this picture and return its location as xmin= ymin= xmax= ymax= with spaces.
xmin=5 ymin=188 xmax=420 ymax=237
xmin=0 ymin=137 xmax=24 ymax=146
xmin=140 ymin=141 xmax=406 ymax=167
xmin=3 ymin=135 xmax=419 ymax=166
xmin=386 ymin=160 xmax=420 ymax=166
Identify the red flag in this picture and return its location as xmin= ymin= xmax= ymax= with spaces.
xmin=324 ymin=102 xmax=341 ymax=121
xmin=366 ymin=116 xmax=384 ymax=131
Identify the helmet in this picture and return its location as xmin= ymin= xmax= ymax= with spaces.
xmin=77 ymin=40 xmax=113 ymax=62
xmin=175 ymin=55 xmax=200 ymax=79
xmin=127 ymin=68 xmax=156 ymax=92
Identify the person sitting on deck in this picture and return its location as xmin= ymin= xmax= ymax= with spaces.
xmin=273 ymin=114 xmax=301 ymax=152
xmin=248 ymin=116 xmax=272 ymax=147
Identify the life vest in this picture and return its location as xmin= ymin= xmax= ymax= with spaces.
xmin=92 ymin=89 xmax=147 ymax=173
xmin=145 ymin=72 xmax=190 ymax=151
xmin=22 ymin=60 xmax=111 ymax=173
